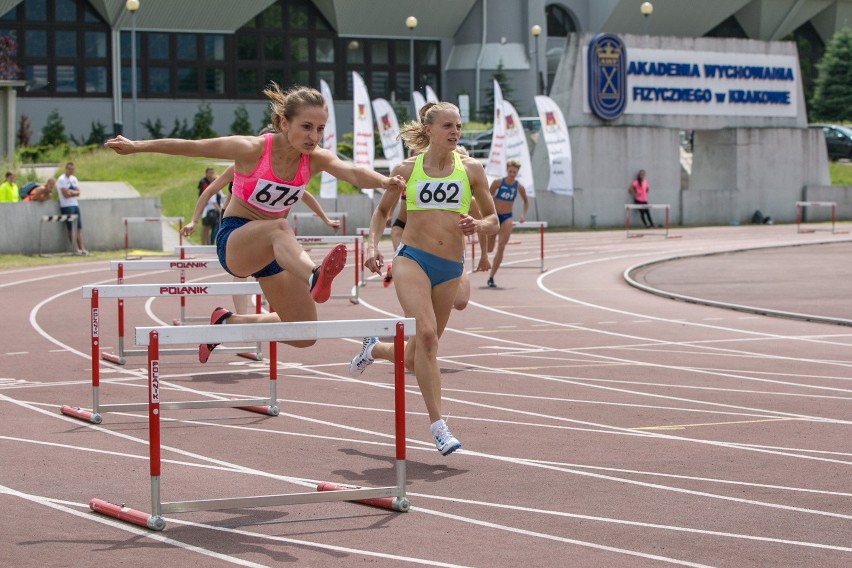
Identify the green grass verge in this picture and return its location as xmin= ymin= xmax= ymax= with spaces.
xmin=829 ymin=161 xmax=852 ymax=186
xmin=2 ymin=146 xmax=851 ymax=270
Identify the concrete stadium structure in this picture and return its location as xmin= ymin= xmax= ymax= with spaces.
xmin=4 ymin=0 xmax=852 ymax=229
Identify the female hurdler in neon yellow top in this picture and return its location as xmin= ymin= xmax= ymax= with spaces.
xmin=405 ymin=150 xmax=472 ymax=215
xmin=352 ymin=101 xmax=499 ymax=455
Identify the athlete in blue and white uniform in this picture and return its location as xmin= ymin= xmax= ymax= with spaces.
xmin=483 ymin=160 xmax=529 ymax=288
xmin=350 ymin=102 xmax=499 ymax=455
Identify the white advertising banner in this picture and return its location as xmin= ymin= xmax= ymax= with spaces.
xmin=583 ymin=47 xmax=799 ymax=117
xmin=412 ymin=91 xmax=427 ymax=120
xmin=352 ymin=71 xmax=375 ymax=198
xmin=319 ymin=79 xmax=338 ymax=199
xmin=372 ymin=98 xmax=405 ymax=172
xmin=534 ymin=95 xmax=573 ymax=196
xmin=502 ymin=100 xmax=535 ymax=198
xmin=485 ymin=79 xmax=506 ymax=179
xmin=425 ymin=85 xmax=439 ymax=103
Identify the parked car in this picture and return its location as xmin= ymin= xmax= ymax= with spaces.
xmin=458 ymin=117 xmax=542 ymax=159
xmin=458 ymin=129 xmax=493 ymax=157
xmin=811 ymin=124 xmax=852 ymax=160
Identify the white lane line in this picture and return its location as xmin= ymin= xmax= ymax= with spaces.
xmin=0 ymin=266 xmax=108 ymax=288
xmin=0 ymin=397 xmax=701 ymax=566
xmin=416 ymin=508 xmax=714 ymax=567
xmin=3 ymin=488 xmax=467 ymax=568
xmin=416 ymin=493 xmax=852 ymax=554
xmin=0 ymin=486 xmax=271 ymax=567
xmin=0 ymin=404 xmax=781 ymax=567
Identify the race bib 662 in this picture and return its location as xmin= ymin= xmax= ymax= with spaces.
xmin=414 ymin=179 xmax=463 ymax=210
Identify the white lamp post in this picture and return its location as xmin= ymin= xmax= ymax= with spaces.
xmin=640 ymin=2 xmax=654 ymax=35
xmin=405 ymin=16 xmax=418 ymax=105
xmin=126 ymin=0 xmax=140 ymax=138
xmin=531 ymin=24 xmax=542 ymax=95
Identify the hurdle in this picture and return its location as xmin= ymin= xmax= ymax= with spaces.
xmin=38 ymin=214 xmax=78 ymax=257
xmin=82 ymin=282 xmax=265 ymax=365
xmin=356 ymin=227 xmax=393 ymax=286
xmin=796 ymin=201 xmax=849 ymax=234
xmin=109 ymin=259 xmax=267 ymax=326
xmin=123 ymin=216 xmax=183 ymax=259
xmin=88 ymin=317 xmax=413 ymax=530
xmin=471 ymin=220 xmax=548 ymax=273
xmin=290 ymin=211 xmax=347 ymax=235
xmin=60 ymin=283 xmax=283 ymax=424
xmin=176 ymin=236 xmax=362 ymax=304
xmin=625 ymin=204 xmax=680 ymax=239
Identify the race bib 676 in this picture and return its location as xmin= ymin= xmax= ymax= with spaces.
xmin=247 ymin=178 xmax=306 ymax=213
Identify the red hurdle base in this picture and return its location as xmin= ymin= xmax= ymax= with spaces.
xmin=237 ymin=405 xmax=280 ymax=416
xmin=237 ymin=352 xmax=263 ymax=361
xmin=316 ymin=482 xmax=399 ymax=510
xmin=90 ymin=498 xmax=165 ymax=530
xmin=60 ymin=405 xmax=102 ymax=424
xmin=100 ymin=352 xmax=125 ymax=365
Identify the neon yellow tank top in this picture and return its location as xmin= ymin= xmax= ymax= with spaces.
xmin=405 ymin=152 xmax=471 ymax=214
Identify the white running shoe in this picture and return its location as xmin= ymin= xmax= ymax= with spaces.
xmin=349 ymin=337 xmax=378 ymax=377
xmin=432 ymin=420 xmax=461 ymax=456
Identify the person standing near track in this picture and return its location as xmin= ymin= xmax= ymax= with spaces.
xmin=629 ymin=169 xmax=656 ymax=229
xmin=56 ymin=162 xmax=89 ymax=255
xmin=484 ymin=159 xmax=528 ymax=288
xmin=350 ymin=101 xmax=498 ymax=455
xmin=106 ymin=82 xmax=405 ymax=361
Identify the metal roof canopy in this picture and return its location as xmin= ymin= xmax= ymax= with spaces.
xmin=311 ymin=0 xmax=477 ymax=38
xmin=89 ymin=0 xmax=277 ymax=33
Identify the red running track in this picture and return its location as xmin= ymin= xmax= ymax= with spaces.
xmin=2 ymin=224 xmax=852 ymax=567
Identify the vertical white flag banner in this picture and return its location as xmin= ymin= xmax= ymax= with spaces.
xmin=372 ymin=98 xmax=405 ymax=171
xmin=485 ymin=79 xmax=506 ymax=179
xmin=352 ymin=71 xmax=375 ymax=198
xmin=425 ymin=85 xmax=439 ymax=103
xmin=534 ymin=95 xmax=573 ymax=196
xmin=501 ymin=100 xmax=535 ymax=197
xmin=319 ymin=79 xmax=338 ymax=199
xmin=412 ymin=91 xmax=427 ymax=120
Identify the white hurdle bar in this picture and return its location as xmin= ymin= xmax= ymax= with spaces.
xmin=291 ymin=211 xmax=347 ymax=235
xmin=38 ymin=214 xmax=78 ymax=257
xmin=175 ymin=235 xmax=362 ymax=303
xmin=356 ymin=227 xmax=393 ymax=286
xmin=82 ymin=282 xmax=265 ymax=366
xmin=624 ymin=204 xmax=680 ymax=239
xmin=109 ymin=258 xmax=265 ymax=327
xmin=796 ymin=201 xmax=848 ymax=234
xmin=87 ymin=317 xmax=414 ymax=530
xmin=123 ymin=217 xmax=184 ymax=260
xmin=60 ymin=282 xmax=281 ymax=424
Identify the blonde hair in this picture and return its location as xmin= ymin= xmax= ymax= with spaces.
xmin=507 ymin=159 xmax=521 ymax=169
xmin=399 ymin=101 xmax=460 ymax=154
xmin=263 ymin=82 xmax=327 ymax=133
xmin=454 ymin=145 xmax=470 ymax=157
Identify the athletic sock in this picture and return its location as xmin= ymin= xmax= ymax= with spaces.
xmin=308 ymin=266 xmax=320 ymax=290
xmin=430 ymin=419 xmax=446 ymax=436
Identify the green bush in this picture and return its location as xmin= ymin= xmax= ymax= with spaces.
xmin=17 ymin=143 xmax=70 ymax=164
xmin=811 ymin=28 xmax=852 ymax=121
xmin=191 ymin=102 xmax=216 ymax=139
xmin=142 ymin=117 xmax=165 ymax=139
xmin=40 ymin=109 xmax=68 ymax=147
xmin=230 ymin=104 xmax=253 ymax=135
xmin=70 ymin=120 xmax=108 ymax=146
xmin=168 ymin=118 xmax=192 ymax=139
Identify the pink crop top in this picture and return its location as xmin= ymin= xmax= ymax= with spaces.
xmin=231 ymin=134 xmax=310 ymax=214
